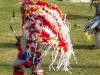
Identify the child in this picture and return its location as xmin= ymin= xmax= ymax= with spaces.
xmin=12 ymin=35 xmax=43 ymax=75
xmin=12 ymin=1 xmax=43 ymax=75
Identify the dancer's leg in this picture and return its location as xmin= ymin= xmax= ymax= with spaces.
xmin=31 ymin=43 xmax=44 ymax=75
xmin=13 ymin=66 xmax=24 ymax=75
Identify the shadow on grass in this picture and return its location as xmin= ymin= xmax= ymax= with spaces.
xmin=42 ymin=63 xmax=100 ymax=70
xmin=0 ymin=63 xmax=12 ymax=70
xmin=66 ymin=14 xmax=92 ymax=20
xmin=71 ymin=64 xmax=100 ymax=69
xmin=0 ymin=43 xmax=16 ymax=48
xmin=73 ymin=44 xmax=95 ymax=50
xmin=0 ymin=63 xmax=10 ymax=67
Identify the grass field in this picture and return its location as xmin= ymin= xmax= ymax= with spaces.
xmin=0 ymin=0 xmax=100 ymax=75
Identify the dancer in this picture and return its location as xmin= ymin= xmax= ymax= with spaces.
xmin=11 ymin=0 xmax=76 ymax=75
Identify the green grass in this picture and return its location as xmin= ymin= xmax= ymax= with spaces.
xmin=0 ymin=0 xmax=100 ymax=75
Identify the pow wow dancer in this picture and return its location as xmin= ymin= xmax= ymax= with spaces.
xmin=85 ymin=0 xmax=100 ymax=35
xmin=11 ymin=0 xmax=76 ymax=75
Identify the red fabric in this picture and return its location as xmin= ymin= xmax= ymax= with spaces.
xmin=16 ymin=41 xmax=24 ymax=59
xmin=36 ymin=51 xmax=41 ymax=58
xmin=18 ymin=51 xmax=23 ymax=59
xmin=41 ymin=30 xmax=50 ymax=38
xmin=13 ymin=69 xmax=24 ymax=75
xmin=63 ymin=47 xmax=68 ymax=52
xmin=25 ymin=59 xmax=33 ymax=67
xmin=16 ymin=58 xmax=33 ymax=67
xmin=26 ymin=44 xmax=29 ymax=49
xmin=29 ymin=33 xmax=32 ymax=39
xmin=17 ymin=44 xmax=22 ymax=51
xmin=31 ymin=47 xmax=35 ymax=53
